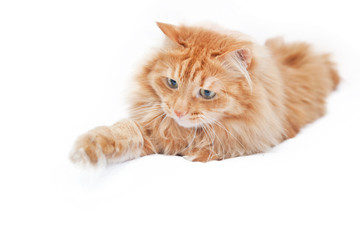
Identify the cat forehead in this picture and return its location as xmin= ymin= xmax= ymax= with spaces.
xmin=166 ymin=59 xmax=219 ymax=78
xmin=202 ymin=77 xmax=220 ymax=88
xmin=166 ymin=66 xmax=219 ymax=86
xmin=163 ymin=57 xmax=225 ymax=90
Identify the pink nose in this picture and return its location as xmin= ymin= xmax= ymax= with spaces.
xmin=174 ymin=110 xmax=187 ymax=118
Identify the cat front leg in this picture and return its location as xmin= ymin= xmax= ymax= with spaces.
xmin=70 ymin=119 xmax=154 ymax=166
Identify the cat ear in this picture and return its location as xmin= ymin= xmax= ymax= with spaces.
xmin=234 ymin=47 xmax=252 ymax=69
xmin=220 ymin=47 xmax=252 ymax=70
xmin=156 ymin=22 xmax=183 ymax=46
xmin=222 ymin=47 xmax=253 ymax=89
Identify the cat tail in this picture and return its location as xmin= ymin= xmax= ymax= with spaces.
xmin=265 ymin=37 xmax=340 ymax=90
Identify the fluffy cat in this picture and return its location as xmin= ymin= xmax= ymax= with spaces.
xmin=70 ymin=22 xmax=340 ymax=165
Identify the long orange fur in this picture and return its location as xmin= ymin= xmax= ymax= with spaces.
xmin=70 ymin=22 xmax=340 ymax=165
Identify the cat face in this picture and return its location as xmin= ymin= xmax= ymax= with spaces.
xmin=153 ymin=61 xmax=227 ymax=127
xmin=149 ymin=51 xmax=251 ymax=128
xmin=147 ymin=23 xmax=254 ymax=128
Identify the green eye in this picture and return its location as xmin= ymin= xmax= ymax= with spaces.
xmin=199 ymin=89 xmax=216 ymax=99
xmin=167 ymin=78 xmax=178 ymax=89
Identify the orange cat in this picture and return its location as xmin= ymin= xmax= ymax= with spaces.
xmin=70 ymin=22 xmax=340 ymax=165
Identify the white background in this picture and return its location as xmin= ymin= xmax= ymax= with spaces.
xmin=1 ymin=0 xmax=359 ymax=239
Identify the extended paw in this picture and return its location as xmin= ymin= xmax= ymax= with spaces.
xmin=70 ymin=126 xmax=118 ymax=166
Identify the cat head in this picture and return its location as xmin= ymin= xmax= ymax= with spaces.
xmin=141 ymin=23 xmax=256 ymax=128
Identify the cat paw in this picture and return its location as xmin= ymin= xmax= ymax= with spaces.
xmin=183 ymin=151 xmax=220 ymax=163
xmin=183 ymin=155 xmax=197 ymax=162
xmin=69 ymin=127 xmax=116 ymax=167
xmin=69 ymin=145 xmax=106 ymax=167
xmin=183 ymin=155 xmax=209 ymax=163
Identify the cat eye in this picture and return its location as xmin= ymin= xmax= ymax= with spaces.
xmin=166 ymin=78 xmax=178 ymax=89
xmin=199 ymin=89 xmax=216 ymax=99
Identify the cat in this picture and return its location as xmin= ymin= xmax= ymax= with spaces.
xmin=70 ymin=22 xmax=340 ymax=166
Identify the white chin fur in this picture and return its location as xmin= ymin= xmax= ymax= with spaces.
xmin=175 ymin=118 xmax=197 ymax=128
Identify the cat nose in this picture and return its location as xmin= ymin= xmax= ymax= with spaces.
xmin=174 ymin=110 xmax=187 ymax=118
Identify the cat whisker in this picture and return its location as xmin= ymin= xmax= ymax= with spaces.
xmin=206 ymin=115 xmax=245 ymax=150
xmin=159 ymin=113 xmax=168 ymax=127
xmin=143 ymin=113 xmax=166 ymax=127
xmin=130 ymin=110 xmax=161 ymax=117
xmin=129 ymin=104 xmax=162 ymax=113
xmin=199 ymin=117 xmax=212 ymax=142
xmin=205 ymin=124 xmax=216 ymax=161
xmin=130 ymin=102 xmax=161 ymax=109
xmin=207 ymin=121 xmax=225 ymax=159
xmin=129 ymin=103 xmax=161 ymax=114
xmin=130 ymin=106 xmax=163 ymax=117
xmin=182 ymin=127 xmax=197 ymax=152
xmin=198 ymin=116 xmax=216 ymax=162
